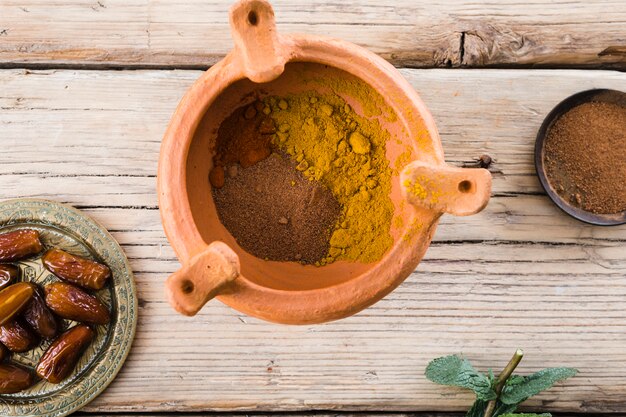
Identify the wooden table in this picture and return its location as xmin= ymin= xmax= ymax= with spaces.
xmin=1 ymin=1 xmax=625 ymax=415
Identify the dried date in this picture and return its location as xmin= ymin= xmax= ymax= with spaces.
xmin=0 ymin=342 xmax=8 ymax=362
xmin=36 ymin=324 xmax=94 ymax=384
xmin=42 ymin=248 xmax=111 ymax=291
xmin=45 ymin=282 xmax=110 ymax=325
xmin=0 ymin=229 xmax=43 ymax=262
xmin=23 ymin=285 xmax=58 ymax=339
xmin=0 ymin=363 xmax=34 ymax=394
xmin=0 ymin=282 xmax=36 ymax=326
xmin=0 ymin=264 xmax=19 ymax=291
xmin=0 ymin=319 xmax=39 ymax=352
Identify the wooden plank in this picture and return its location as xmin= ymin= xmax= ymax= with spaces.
xmin=73 ymin=414 xmax=626 ymax=417
xmin=0 ymin=1 xmax=625 ymax=69
xmin=76 ymin=415 xmax=446 ymax=417
xmin=1 ymin=68 xmax=625 ymax=413
xmin=2 ymin=68 xmax=625 ymax=188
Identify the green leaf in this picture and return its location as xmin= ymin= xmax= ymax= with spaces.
xmin=466 ymin=399 xmax=488 ymax=417
xmin=500 ymin=414 xmax=551 ymax=417
xmin=500 ymin=368 xmax=578 ymax=405
xmin=505 ymin=375 xmax=526 ymax=386
xmin=466 ymin=399 xmax=520 ymax=417
xmin=492 ymin=401 xmax=519 ymax=417
xmin=426 ymin=355 xmax=496 ymax=400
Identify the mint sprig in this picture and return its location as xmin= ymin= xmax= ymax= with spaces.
xmin=425 ymin=354 xmax=496 ymax=401
xmin=425 ymin=349 xmax=577 ymax=417
xmin=500 ymin=367 xmax=578 ymax=405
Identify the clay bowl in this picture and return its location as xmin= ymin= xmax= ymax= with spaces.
xmin=158 ymin=0 xmax=492 ymax=324
xmin=535 ymin=88 xmax=626 ymax=226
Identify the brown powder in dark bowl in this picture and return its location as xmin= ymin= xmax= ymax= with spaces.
xmin=213 ymin=153 xmax=341 ymax=264
xmin=544 ymin=101 xmax=626 ymax=215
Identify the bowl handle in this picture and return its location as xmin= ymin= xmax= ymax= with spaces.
xmin=165 ymin=242 xmax=240 ymax=316
xmin=400 ymin=161 xmax=492 ymax=216
xmin=230 ymin=0 xmax=289 ymax=83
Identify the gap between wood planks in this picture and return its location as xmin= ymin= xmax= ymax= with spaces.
xmin=0 ymin=61 xmax=624 ymax=72
xmin=72 ymin=413 xmax=626 ymax=417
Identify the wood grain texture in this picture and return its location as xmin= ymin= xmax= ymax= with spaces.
xmin=0 ymin=1 xmax=625 ymax=69
xmin=72 ymin=415 xmax=626 ymax=417
xmin=1 ymin=68 xmax=625 ymax=413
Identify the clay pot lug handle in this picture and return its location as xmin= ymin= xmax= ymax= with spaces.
xmin=230 ymin=0 xmax=289 ymax=83
xmin=400 ymin=161 xmax=492 ymax=216
xmin=165 ymin=241 xmax=240 ymax=316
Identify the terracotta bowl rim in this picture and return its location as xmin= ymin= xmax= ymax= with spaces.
xmin=158 ymin=33 xmax=443 ymax=323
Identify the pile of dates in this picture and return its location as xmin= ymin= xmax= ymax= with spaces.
xmin=0 ymin=229 xmax=111 ymax=394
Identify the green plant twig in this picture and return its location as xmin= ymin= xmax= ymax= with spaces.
xmin=484 ymin=349 xmax=525 ymax=417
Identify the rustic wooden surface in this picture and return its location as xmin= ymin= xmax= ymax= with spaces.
xmin=0 ymin=0 xmax=625 ymax=69
xmin=1 ymin=0 xmax=626 ymax=415
xmin=1 ymin=68 xmax=625 ymax=414
xmin=71 ymin=415 xmax=626 ymax=417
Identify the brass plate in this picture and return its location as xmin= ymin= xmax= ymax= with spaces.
xmin=0 ymin=199 xmax=137 ymax=417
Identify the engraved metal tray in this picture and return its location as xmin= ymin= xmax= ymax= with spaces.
xmin=0 ymin=199 xmax=137 ymax=417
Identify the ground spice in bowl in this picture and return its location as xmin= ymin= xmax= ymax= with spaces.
xmin=543 ymin=101 xmax=626 ymax=215
xmin=211 ymin=101 xmax=342 ymax=263
xmin=213 ymin=152 xmax=341 ymax=264
xmin=266 ymin=91 xmax=394 ymax=265
xmin=210 ymin=87 xmax=395 ymax=265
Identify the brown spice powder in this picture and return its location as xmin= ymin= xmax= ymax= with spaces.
xmin=544 ymin=101 xmax=626 ymax=214
xmin=213 ymin=153 xmax=341 ymax=264
xmin=210 ymin=101 xmax=275 ymax=188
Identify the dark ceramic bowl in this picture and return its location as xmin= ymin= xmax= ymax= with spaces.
xmin=535 ymin=88 xmax=626 ymax=226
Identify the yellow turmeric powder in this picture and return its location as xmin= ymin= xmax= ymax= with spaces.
xmin=262 ymin=89 xmax=395 ymax=264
